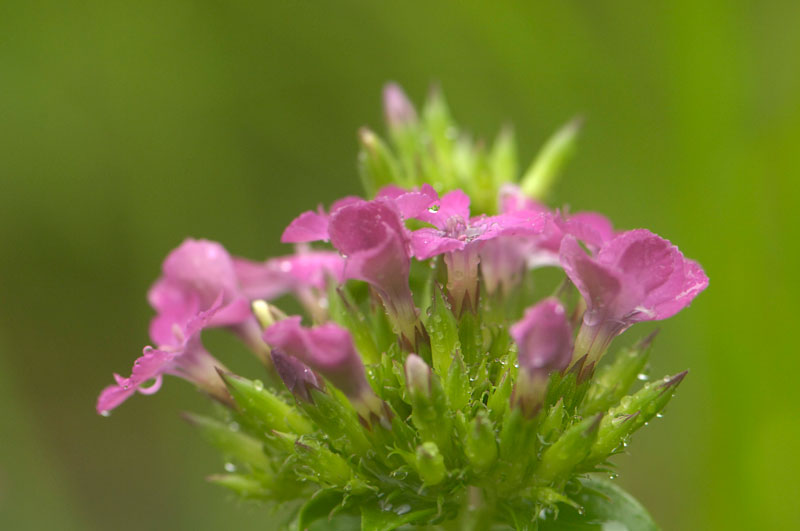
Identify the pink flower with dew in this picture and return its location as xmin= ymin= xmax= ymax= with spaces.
xmin=97 ymin=297 xmax=229 ymax=415
xmin=393 ymin=185 xmax=546 ymax=314
xmin=264 ymin=317 xmax=380 ymax=416
xmin=510 ymin=298 xmax=573 ymax=416
xmin=281 ymin=196 xmax=363 ymax=244
xmin=560 ymin=229 xmax=709 ymax=365
xmin=327 ymin=199 xmax=421 ymax=345
xmin=148 ymin=239 xmax=253 ymax=347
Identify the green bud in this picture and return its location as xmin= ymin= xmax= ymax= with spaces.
xmin=463 ymin=410 xmax=498 ymax=474
xmin=587 ymin=371 xmax=687 ymax=465
xmin=219 ymin=371 xmax=313 ymax=436
xmin=415 ymin=442 xmax=447 ymax=486
xmin=581 ymin=331 xmax=656 ymax=416
xmin=520 ymin=116 xmax=583 ymax=199
xmin=428 ymin=284 xmax=460 ymax=375
xmin=405 ymin=354 xmax=432 ymax=401
xmin=536 ymin=414 xmax=602 ymax=484
xmin=182 ymin=412 xmax=270 ymax=470
xmin=358 ymin=127 xmax=402 ymax=196
xmin=406 ymin=355 xmax=453 ymax=456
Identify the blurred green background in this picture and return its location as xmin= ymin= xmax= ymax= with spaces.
xmin=1 ymin=1 xmax=798 ymax=529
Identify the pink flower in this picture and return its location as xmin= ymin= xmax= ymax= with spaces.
xmin=510 ymin=298 xmax=573 ymax=416
xmin=497 ymin=185 xmax=614 ymax=269
xmin=560 ymin=229 xmax=709 ymax=364
xmin=401 ymin=186 xmax=546 ymax=314
xmin=147 ymin=239 xmax=253 ymax=347
xmin=328 ymin=199 xmax=420 ymax=346
xmin=233 ymin=249 xmax=344 ymax=322
xmin=97 ymin=298 xmax=229 ymax=414
xmin=281 ymin=196 xmax=363 ymax=244
xmin=264 ymin=317 xmax=380 ymax=416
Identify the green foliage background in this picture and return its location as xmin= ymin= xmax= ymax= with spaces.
xmin=1 ymin=2 xmax=797 ymax=529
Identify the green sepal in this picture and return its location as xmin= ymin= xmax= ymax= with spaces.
xmin=536 ymin=414 xmax=602 ymax=484
xmin=293 ymin=437 xmax=353 ymax=487
xmin=427 ymin=284 xmax=460 ymax=375
xmin=489 ymin=125 xmax=518 ymax=191
xmin=538 ymin=398 xmax=566 ymax=446
xmin=444 ymin=352 xmax=470 ymax=412
xmin=539 ymin=477 xmax=658 ymax=530
xmin=207 ymin=473 xmax=271 ymax=500
xmin=580 ymin=331 xmax=656 ymax=416
xmin=519 ymin=116 xmax=582 ymax=199
xmin=182 ymin=412 xmax=270 ymax=470
xmin=360 ymin=501 xmax=437 ymax=531
xmin=219 ymin=372 xmax=313 ymax=436
xmin=586 ymin=371 xmax=687 ymax=466
xmin=462 ymin=409 xmax=498 ymax=474
xmin=358 ymin=127 xmax=402 ymax=195
xmin=487 ymin=370 xmax=513 ymax=423
xmin=300 ymin=388 xmax=371 ymax=457
xmin=328 ymin=284 xmax=380 ymax=365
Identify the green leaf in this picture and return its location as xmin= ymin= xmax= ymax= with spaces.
xmin=539 ymin=477 xmax=659 ymax=530
xmin=360 ymin=503 xmax=436 ymax=531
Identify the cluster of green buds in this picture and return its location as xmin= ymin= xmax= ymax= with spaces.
xmin=98 ymin=83 xmax=708 ymax=530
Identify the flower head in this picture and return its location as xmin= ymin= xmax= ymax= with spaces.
xmin=561 ymin=229 xmax=709 ymax=363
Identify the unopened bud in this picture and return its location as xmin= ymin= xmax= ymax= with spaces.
xmin=415 ymin=442 xmax=447 ymax=485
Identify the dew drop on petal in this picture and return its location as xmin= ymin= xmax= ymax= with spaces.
xmin=428 ymin=204 xmax=440 ymax=213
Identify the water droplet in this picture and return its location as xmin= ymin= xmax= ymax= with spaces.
xmin=656 ymin=413 xmax=663 ymax=419
xmin=395 ymin=504 xmax=411 ymax=515
xmin=279 ymin=261 xmax=292 ymax=272
xmin=224 ymin=462 xmax=236 ymax=473
xmin=608 ymin=473 xmax=618 ymax=480
xmin=229 ymin=421 xmax=240 ymax=432
xmin=143 ymin=346 xmax=154 ymax=354
xmin=253 ymin=380 xmax=264 ymax=391
xmin=428 ymin=204 xmax=440 ymax=213
xmin=576 ymin=507 xmax=586 ymax=516
xmin=637 ymin=373 xmax=648 ymax=381
xmin=100 ymin=410 xmax=111 ymax=417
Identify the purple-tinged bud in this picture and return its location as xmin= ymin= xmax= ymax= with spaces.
xmin=270 ymin=350 xmax=323 ymax=403
xmin=383 ymin=82 xmax=418 ymax=128
xmin=510 ymin=298 xmax=573 ymax=417
xmin=511 ymin=298 xmax=573 ymax=377
xmin=263 ymin=317 xmax=381 ymax=418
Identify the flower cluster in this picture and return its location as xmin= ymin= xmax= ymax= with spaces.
xmin=98 ymin=84 xmax=707 ymax=530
